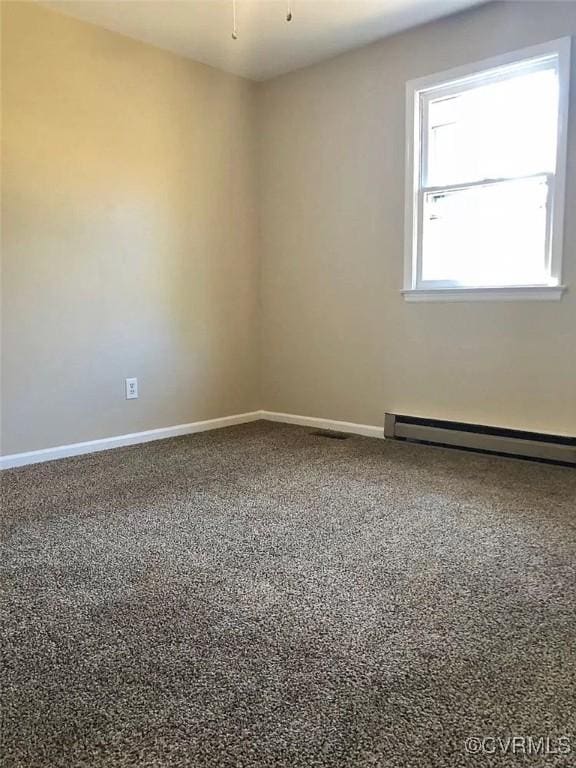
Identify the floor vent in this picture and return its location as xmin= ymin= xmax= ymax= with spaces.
xmin=384 ymin=413 xmax=575 ymax=466
xmin=310 ymin=430 xmax=350 ymax=440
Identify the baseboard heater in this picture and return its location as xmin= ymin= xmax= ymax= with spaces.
xmin=384 ymin=414 xmax=575 ymax=466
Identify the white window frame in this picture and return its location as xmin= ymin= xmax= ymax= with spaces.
xmin=403 ymin=37 xmax=571 ymax=302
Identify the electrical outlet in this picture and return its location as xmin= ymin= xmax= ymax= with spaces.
xmin=125 ymin=377 xmax=138 ymax=400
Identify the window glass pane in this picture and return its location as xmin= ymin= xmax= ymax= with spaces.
xmin=421 ymin=176 xmax=549 ymax=286
xmin=426 ymin=66 xmax=559 ymax=186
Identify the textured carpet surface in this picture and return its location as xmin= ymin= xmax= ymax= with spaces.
xmin=1 ymin=421 xmax=575 ymax=768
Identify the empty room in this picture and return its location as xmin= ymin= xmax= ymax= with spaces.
xmin=1 ymin=1 xmax=575 ymax=766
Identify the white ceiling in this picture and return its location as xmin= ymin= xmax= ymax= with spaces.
xmin=42 ymin=0 xmax=485 ymax=81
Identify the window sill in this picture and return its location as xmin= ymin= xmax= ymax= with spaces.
xmin=401 ymin=286 xmax=567 ymax=302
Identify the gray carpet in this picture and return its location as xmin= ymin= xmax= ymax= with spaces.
xmin=1 ymin=421 xmax=575 ymax=768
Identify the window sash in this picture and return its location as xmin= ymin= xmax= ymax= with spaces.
xmin=414 ymin=173 xmax=555 ymax=289
xmin=418 ymin=56 xmax=559 ymax=191
xmin=414 ymin=174 xmax=554 ymax=289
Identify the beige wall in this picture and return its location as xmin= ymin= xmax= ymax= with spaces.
xmin=257 ymin=1 xmax=576 ymax=437
xmin=1 ymin=2 xmax=259 ymax=455
xmin=2 ymin=1 xmax=575 ymax=457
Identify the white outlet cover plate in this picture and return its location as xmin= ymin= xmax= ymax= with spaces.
xmin=125 ymin=377 xmax=139 ymax=399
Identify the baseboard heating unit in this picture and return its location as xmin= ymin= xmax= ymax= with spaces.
xmin=384 ymin=414 xmax=575 ymax=466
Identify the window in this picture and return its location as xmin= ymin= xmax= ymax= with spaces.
xmin=404 ymin=38 xmax=570 ymax=301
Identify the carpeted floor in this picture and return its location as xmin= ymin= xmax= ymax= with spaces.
xmin=1 ymin=421 xmax=575 ymax=768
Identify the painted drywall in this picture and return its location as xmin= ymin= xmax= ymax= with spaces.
xmin=2 ymin=1 xmax=574 ymax=457
xmin=1 ymin=2 xmax=259 ymax=455
xmin=257 ymin=1 xmax=576 ymax=436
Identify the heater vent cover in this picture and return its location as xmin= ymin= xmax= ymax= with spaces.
xmin=310 ymin=430 xmax=350 ymax=440
xmin=384 ymin=414 xmax=575 ymax=466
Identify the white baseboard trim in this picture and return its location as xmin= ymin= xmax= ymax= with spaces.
xmin=0 ymin=411 xmax=261 ymax=470
xmin=259 ymin=411 xmax=384 ymax=439
xmin=1 ymin=409 xmax=384 ymax=470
